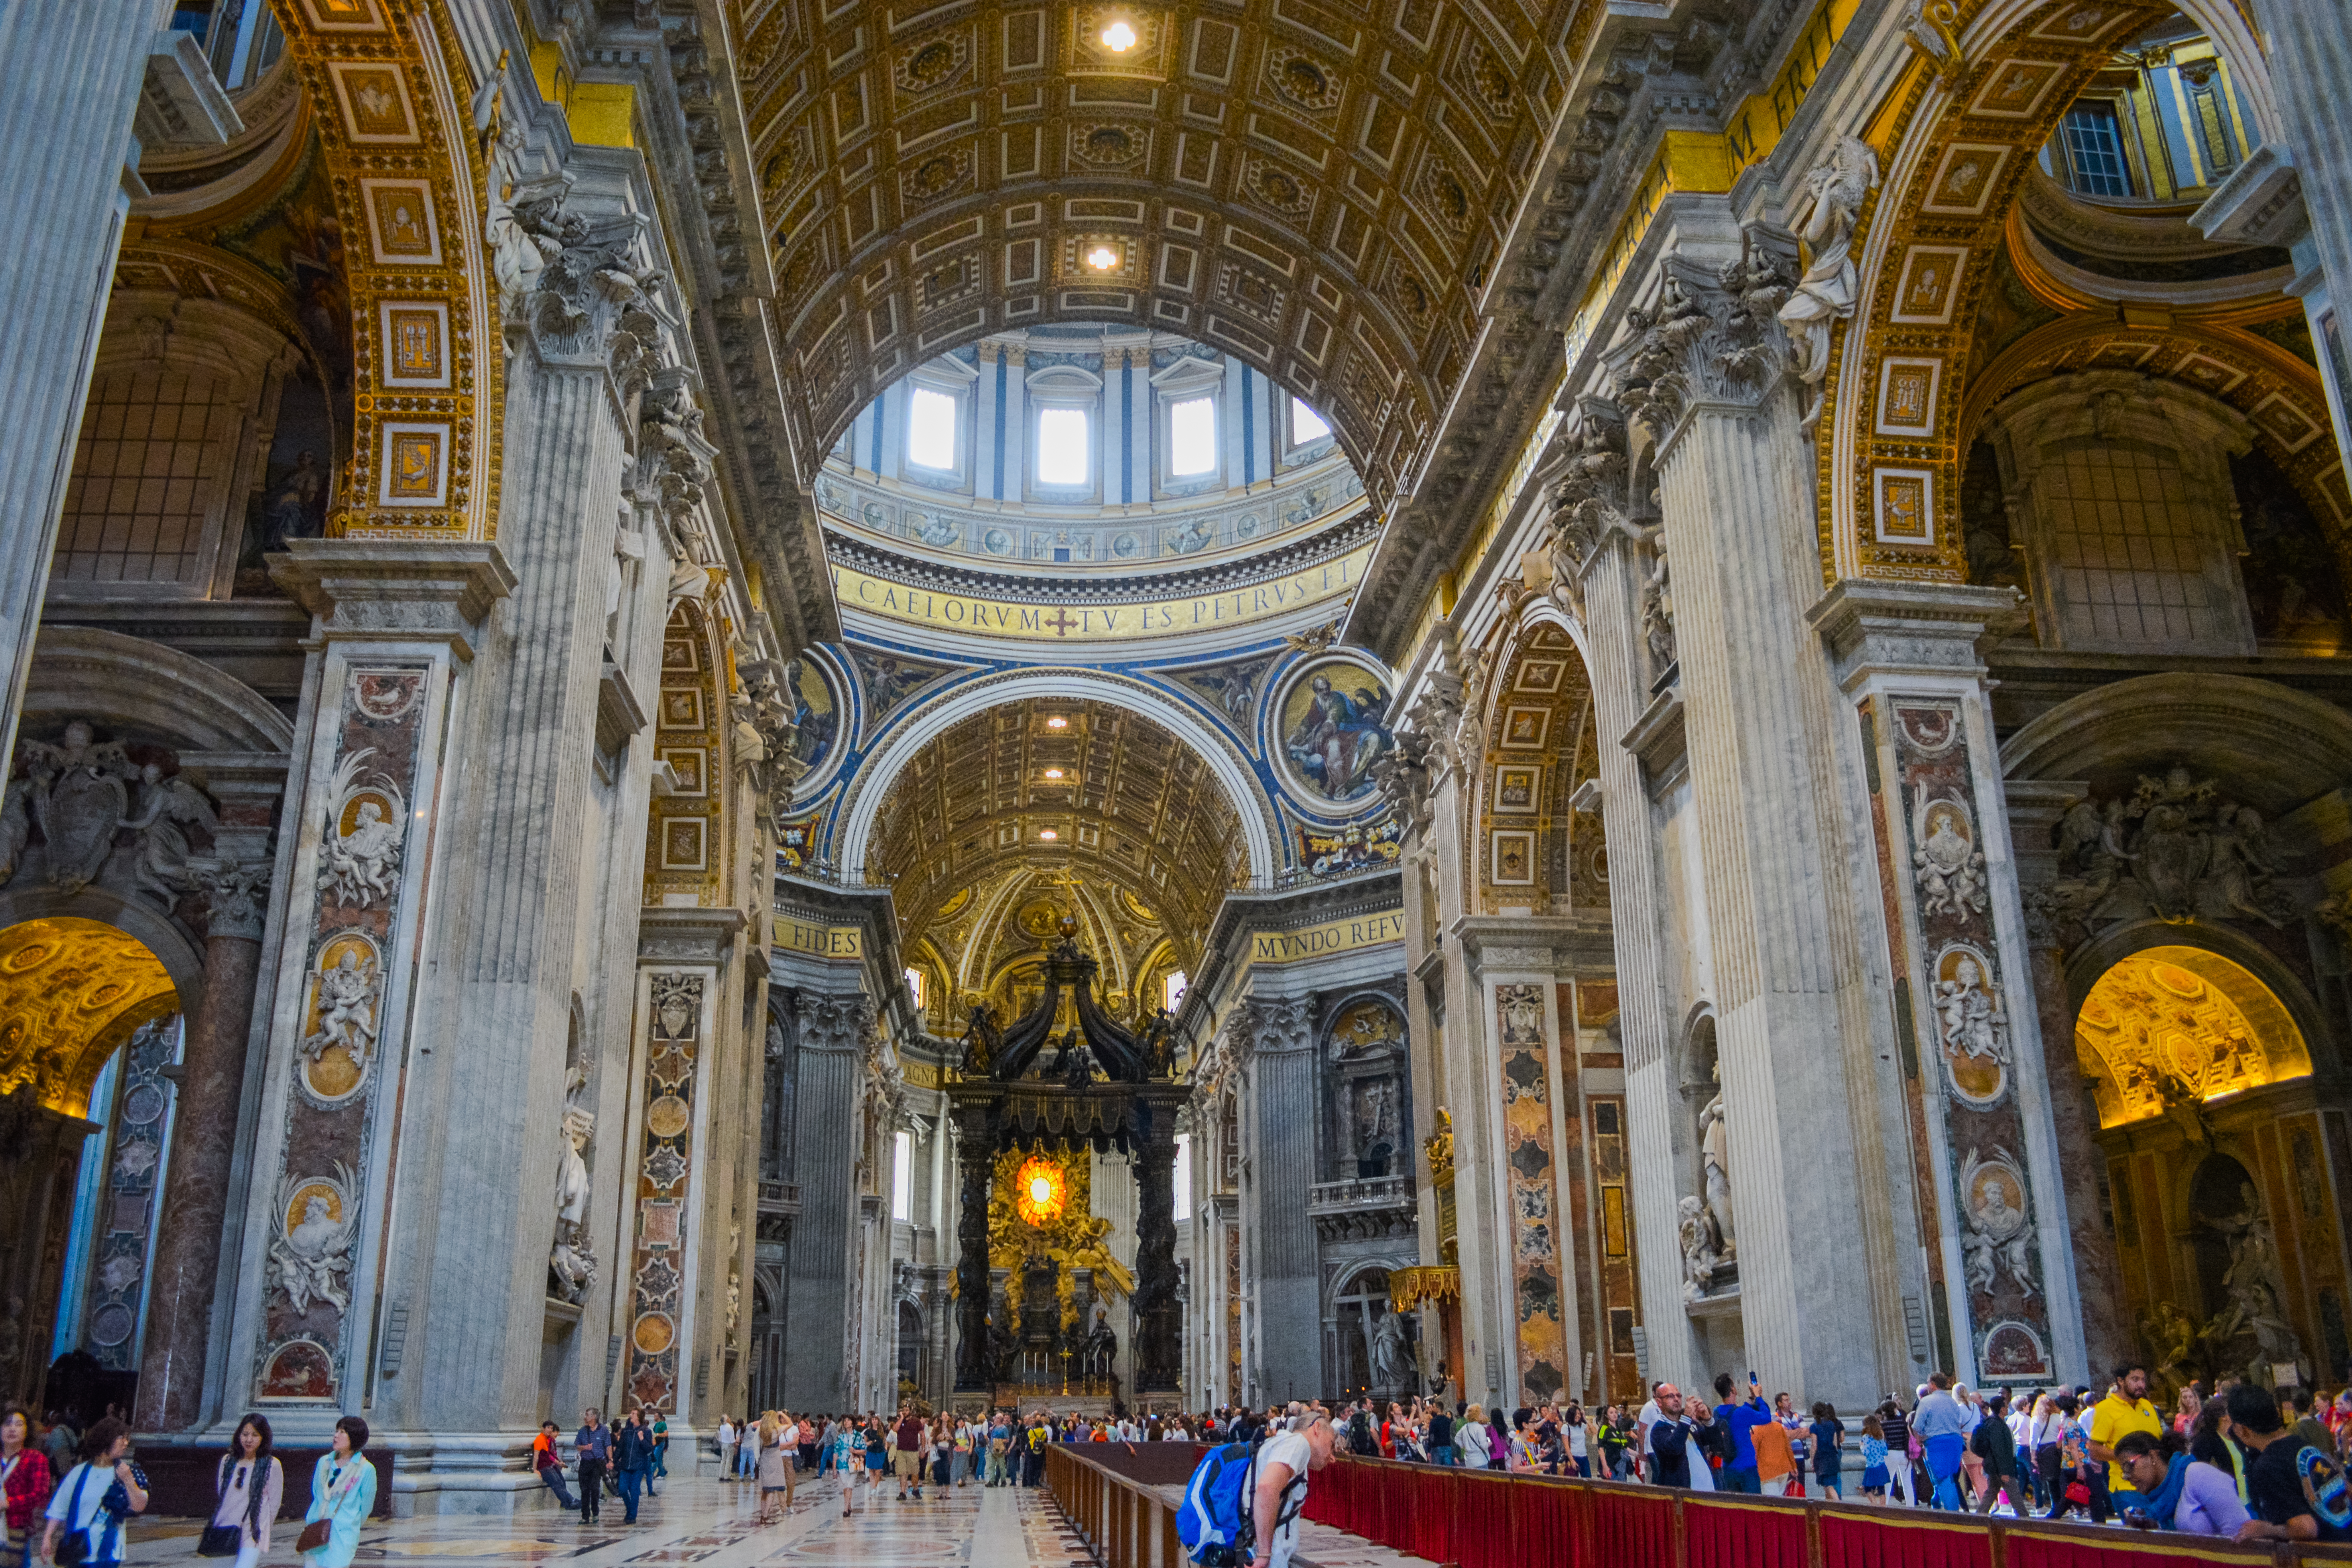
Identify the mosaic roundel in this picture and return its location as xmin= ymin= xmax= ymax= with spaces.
xmin=1274 ymin=657 xmax=1396 ymax=811
xmin=783 ymin=653 xmax=841 ymax=784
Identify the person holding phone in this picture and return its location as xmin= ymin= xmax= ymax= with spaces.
xmin=1711 ymin=1374 xmax=1773 ymax=1495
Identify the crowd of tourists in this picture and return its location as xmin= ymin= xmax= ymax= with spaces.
xmin=1286 ymin=1363 xmax=2346 ymax=1542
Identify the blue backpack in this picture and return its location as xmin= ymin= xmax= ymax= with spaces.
xmin=1179 ymin=1441 xmax=1302 ymax=1567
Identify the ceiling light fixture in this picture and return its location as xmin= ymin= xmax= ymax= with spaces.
xmin=1102 ymin=20 xmax=1136 ymax=51
xmin=1039 ymin=829 xmax=1059 ymax=840
xmin=1084 ymin=244 xmax=1120 ymax=271
xmin=1043 ymin=767 xmax=1065 ymax=779
xmin=1046 ymin=716 xmax=1069 ymax=728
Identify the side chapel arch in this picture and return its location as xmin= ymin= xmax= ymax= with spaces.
xmin=1819 ymin=0 xmax=2293 ymax=580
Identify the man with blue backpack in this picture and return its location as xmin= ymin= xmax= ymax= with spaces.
xmin=1179 ymin=1411 xmax=1336 ymax=1568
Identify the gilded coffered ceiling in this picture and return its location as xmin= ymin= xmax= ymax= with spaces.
xmin=729 ymin=0 xmax=1600 ymax=513
xmin=871 ymin=697 xmax=1244 ymax=1009
xmin=0 ymin=918 xmax=181 ymax=1117
xmin=2074 ymin=945 xmax=2312 ymax=1133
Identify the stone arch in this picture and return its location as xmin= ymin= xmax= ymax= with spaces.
xmin=2065 ymin=922 xmax=2330 ymax=1086
xmin=2000 ymin=669 xmax=2352 ymax=810
xmin=835 ymin=668 xmax=1279 ymax=879
xmin=265 ymin=0 xmax=501 ymax=539
xmin=27 ymin=628 xmax=296 ymax=755
xmin=1465 ymin=616 xmax=1598 ymax=916
xmin=1819 ymin=0 xmax=2289 ymax=580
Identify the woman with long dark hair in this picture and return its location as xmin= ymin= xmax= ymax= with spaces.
xmin=1 ymin=1405 xmax=54 ymax=1568
xmin=209 ymin=1415 xmax=283 ymax=1568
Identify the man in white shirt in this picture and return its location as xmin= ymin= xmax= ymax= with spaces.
xmin=1252 ymin=1413 xmax=1336 ymax=1568
xmin=717 ymin=1417 xmax=738 ymax=1481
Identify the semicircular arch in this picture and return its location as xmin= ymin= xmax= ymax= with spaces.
xmin=2000 ymin=671 xmax=2352 ymax=814
xmin=836 ymin=668 xmax=1279 ymax=880
xmin=28 ymin=628 xmax=295 ymax=754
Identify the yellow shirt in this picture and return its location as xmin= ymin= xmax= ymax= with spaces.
xmin=2089 ymin=1394 xmax=2160 ymax=1493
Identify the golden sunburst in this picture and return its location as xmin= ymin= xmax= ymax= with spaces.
xmin=1014 ymin=1154 xmax=1067 ymax=1226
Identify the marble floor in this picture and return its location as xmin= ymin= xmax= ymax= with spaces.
xmin=120 ymin=1471 xmax=1415 ymax=1568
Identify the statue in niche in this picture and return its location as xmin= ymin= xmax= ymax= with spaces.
xmin=1350 ymin=1077 xmax=1397 ymax=1176
xmin=549 ymin=1104 xmax=597 ymax=1304
xmin=2212 ymin=1181 xmax=2304 ymax=1379
xmin=1678 ymin=1195 xmax=1724 ymax=1300
xmin=1370 ymin=1308 xmax=1412 ymax=1387
xmin=301 ymin=948 xmax=380 ymax=1065
xmin=1699 ymin=1064 xmax=1736 ymax=1257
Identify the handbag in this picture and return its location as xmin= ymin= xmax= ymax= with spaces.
xmin=53 ymin=1466 xmax=94 ymax=1568
xmin=199 ymin=1458 xmax=248 ymax=1557
xmin=300 ymin=1460 xmax=360 ymax=1554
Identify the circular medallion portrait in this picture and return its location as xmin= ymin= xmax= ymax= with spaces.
xmin=783 ymin=654 xmax=841 ymax=782
xmin=1275 ymin=658 xmax=1396 ymax=811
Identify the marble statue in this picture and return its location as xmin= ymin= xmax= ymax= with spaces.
xmin=1370 ymin=1307 xmax=1411 ymax=1387
xmin=1678 ymin=1195 xmax=1723 ymax=1300
xmin=1934 ymin=956 xmax=2010 ymax=1064
xmin=549 ymin=1104 xmax=597 ymax=1304
xmin=125 ymin=762 xmax=217 ymax=907
xmin=1699 ymin=1069 xmax=1736 ymax=1256
xmin=1779 ymin=136 xmax=1880 ymax=433
xmin=1639 ymin=525 xmax=1675 ymax=670
xmin=302 ymin=949 xmax=380 ymax=1064
xmin=318 ymin=749 xmax=407 ymax=909
xmin=270 ymin=1169 xmax=359 ymax=1315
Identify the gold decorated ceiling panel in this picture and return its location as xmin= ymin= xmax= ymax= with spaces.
xmin=0 ymin=919 xmax=180 ymax=1117
xmin=2074 ymin=944 xmax=2311 ymax=1131
xmin=726 ymin=0 xmax=1594 ymax=509
xmin=873 ymin=696 xmax=1243 ymax=999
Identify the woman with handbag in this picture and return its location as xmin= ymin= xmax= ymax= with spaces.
xmin=40 ymin=1418 xmax=144 ymax=1568
xmin=2 ymin=1405 xmax=55 ymax=1568
xmin=298 ymin=1418 xmax=375 ymax=1568
xmin=201 ymin=1416 xmax=282 ymax=1568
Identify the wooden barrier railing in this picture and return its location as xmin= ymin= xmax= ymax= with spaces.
xmin=1049 ymin=1446 xmax=1193 ymax=1568
xmin=1300 ymin=1454 xmax=2352 ymax=1568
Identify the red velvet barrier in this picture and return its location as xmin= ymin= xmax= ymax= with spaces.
xmin=1293 ymin=1456 xmax=2352 ymax=1568
xmin=1686 ymin=1497 xmax=1805 ymax=1568
xmin=1821 ymin=1510 xmax=1991 ymax=1568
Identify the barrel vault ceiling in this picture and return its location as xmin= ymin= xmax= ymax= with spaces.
xmin=868 ymin=697 xmax=1246 ymax=1001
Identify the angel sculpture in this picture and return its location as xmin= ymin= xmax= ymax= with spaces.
xmin=125 ymin=763 xmax=217 ymax=907
xmin=269 ymin=1169 xmax=360 ymax=1315
xmin=317 ymin=750 xmax=407 ymax=909
xmin=301 ymin=949 xmax=380 ymax=1064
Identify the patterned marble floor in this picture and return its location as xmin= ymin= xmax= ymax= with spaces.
xmin=115 ymin=1469 xmax=1411 ymax=1568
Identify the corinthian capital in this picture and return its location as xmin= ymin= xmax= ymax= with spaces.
xmin=1541 ymin=401 xmax=1632 ymax=602
xmin=1238 ymin=997 xmax=1315 ymax=1057
xmin=1609 ymin=232 xmax=1797 ymax=441
xmin=498 ymin=183 xmax=671 ymax=387
xmin=187 ymin=856 xmax=272 ymax=942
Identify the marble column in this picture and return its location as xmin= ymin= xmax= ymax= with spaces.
xmin=2238 ymin=0 xmax=2352 ymax=470
xmin=1543 ymin=399 xmax=1692 ymax=1386
xmin=1810 ymin=583 xmax=2091 ymax=1388
xmin=135 ymin=858 xmax=268 ymax=1432
xmin=1605 ymin=215 xmax=1904 ymax=1405
xmin=1238 ymin=997 xmax=1319 ymax=1401
xmin=391 ymin=165 xmax=655 ymax=1438
xmin=781 ymin=991 xmax=870 ymax=1409
xmin=0 ymin=2 xmax=168 ymax=765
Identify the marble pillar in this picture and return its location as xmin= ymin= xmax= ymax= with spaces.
xmin=1544 ymin=398 xmax=1691 ymax=1386
xmin=0 ymin=2 xmax=164 ymax=766
xmin=1606 ymin=218 xmax=1903 ymax=1404
xmin=1811 ymin=582 xmax=2090 ymax=1388
xmin=2240 ymin=0 xmax=2352 ymax=471
xmin=135 ymin=862 xmax=267 ymax=1431
xmin=781 ymin=991 xmax=870 ymax=1409
xmin=228 ymin=539 xmax=514 ymax=1435
xmin=1238 ymin=997 xmax=1319 ymax=1401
